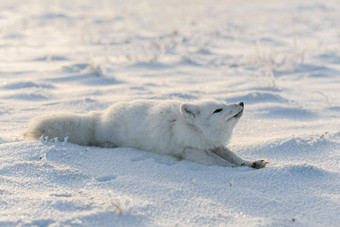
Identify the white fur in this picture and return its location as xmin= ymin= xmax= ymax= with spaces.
xmin=23 ymin=100 xmax=267 ymax=168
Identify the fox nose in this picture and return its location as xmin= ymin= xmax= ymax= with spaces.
xmin=239 ymin=102 xmax=244 ymax=107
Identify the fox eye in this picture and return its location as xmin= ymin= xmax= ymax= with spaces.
xmin=213 ymin=108 xmax=223 ymax=114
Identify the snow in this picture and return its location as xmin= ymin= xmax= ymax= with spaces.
xmin=1 ymin=0 xmax=340 ymax=226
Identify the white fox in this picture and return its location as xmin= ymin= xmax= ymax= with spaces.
xmin=24 ymin=100 xmax=267 ymax=168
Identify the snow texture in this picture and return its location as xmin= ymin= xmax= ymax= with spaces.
xmin=1 ymin=0 xmax=340 ymax=226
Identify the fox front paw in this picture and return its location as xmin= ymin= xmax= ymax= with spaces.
xmin=251 ymin=160 xmax=268 ymax=169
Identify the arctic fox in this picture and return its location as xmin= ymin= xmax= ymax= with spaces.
xmin=24 ymin=100 xmax=267 ymax=168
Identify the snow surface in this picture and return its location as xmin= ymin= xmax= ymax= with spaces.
xmin=1 ymin=0 xmax=340 ymax=226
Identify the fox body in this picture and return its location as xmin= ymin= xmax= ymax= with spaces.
xmin=24 ymin=100 xmax=267 ymax=168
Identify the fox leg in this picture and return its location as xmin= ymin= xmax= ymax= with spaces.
xmin=211 ymin=147 xmax=268 ymax=169
xmin=182 ymin=148 xmax=238 ymax=167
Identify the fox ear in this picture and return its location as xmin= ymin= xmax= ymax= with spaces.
xmin=181 ymin=103 xmax=200 ymax=119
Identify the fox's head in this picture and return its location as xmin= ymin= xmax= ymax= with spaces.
xmin=179 ymin=100 xmax=244 ymax=149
